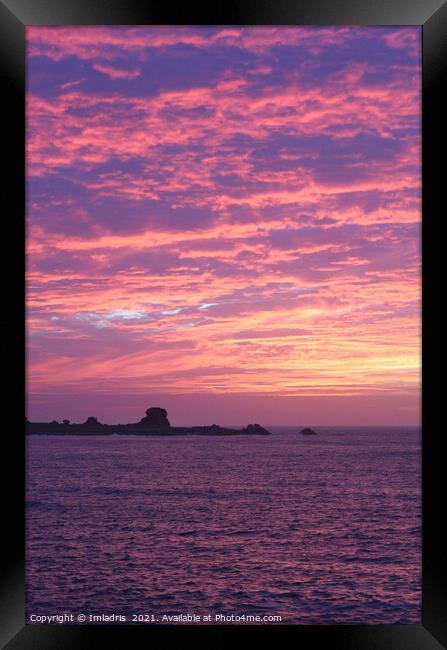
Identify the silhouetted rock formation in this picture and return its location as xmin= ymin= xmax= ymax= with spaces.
xmin=300 ymin=427 xmax=317 ymax=435
xmin=139 ymin=407 xmax=170 ymax=429
xmin=82 ymin=416 xmax=101 ymax=431
xmin=26 ymin=407 xmax=271 ymax=437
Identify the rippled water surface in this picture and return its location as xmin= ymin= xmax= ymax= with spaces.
xmin=26 ymin=427 xmax=421 ymax=624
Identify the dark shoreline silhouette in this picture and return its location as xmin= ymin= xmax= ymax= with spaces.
xmin=26 ymin=407 xmax=271 ymax=436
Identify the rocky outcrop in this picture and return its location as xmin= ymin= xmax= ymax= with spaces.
xmin=244 ymin=423 xmax=271 ymax=435
xmin=26 ymin=407 xmax=272 ymax=436
xmin=300 ymin=427 xmax=317 ymax=435
xmin=139 ymin=407 xmax=170 ymax=429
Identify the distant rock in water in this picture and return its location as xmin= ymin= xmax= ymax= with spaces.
xmin=245 ymin=423 xmax=271 ymax=435
xmin=139 ymin=407 xmax=170 ymax=429
xmin=300 ymin=427 xmax=318 ymax=435
xmin=82 ymin=416 xmax=102 ymax=432
xmin=26 ymin=407 xmax=272 ymax=437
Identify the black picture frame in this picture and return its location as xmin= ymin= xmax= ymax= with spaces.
xmin=1 ymin=1 xmax=445 ymax=648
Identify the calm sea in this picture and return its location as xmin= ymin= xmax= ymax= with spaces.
xmin=26 ymin=427 xmax=421 ymax=624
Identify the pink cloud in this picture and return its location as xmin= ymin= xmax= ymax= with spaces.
xmin=92 ymin=63 xmax=141 ymax=79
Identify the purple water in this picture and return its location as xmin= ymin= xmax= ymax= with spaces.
xmin=26 ymin=427 xmax=421 ymax=624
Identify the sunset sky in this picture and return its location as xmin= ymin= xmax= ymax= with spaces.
xmin=26 ymin=26 xmax=421 ymax=426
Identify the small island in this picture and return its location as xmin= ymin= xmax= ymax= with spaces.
xmin=26 ymin=407 xmax=271 ymax=437
xmin=300 ymin=427 xmax=318 ymax=435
